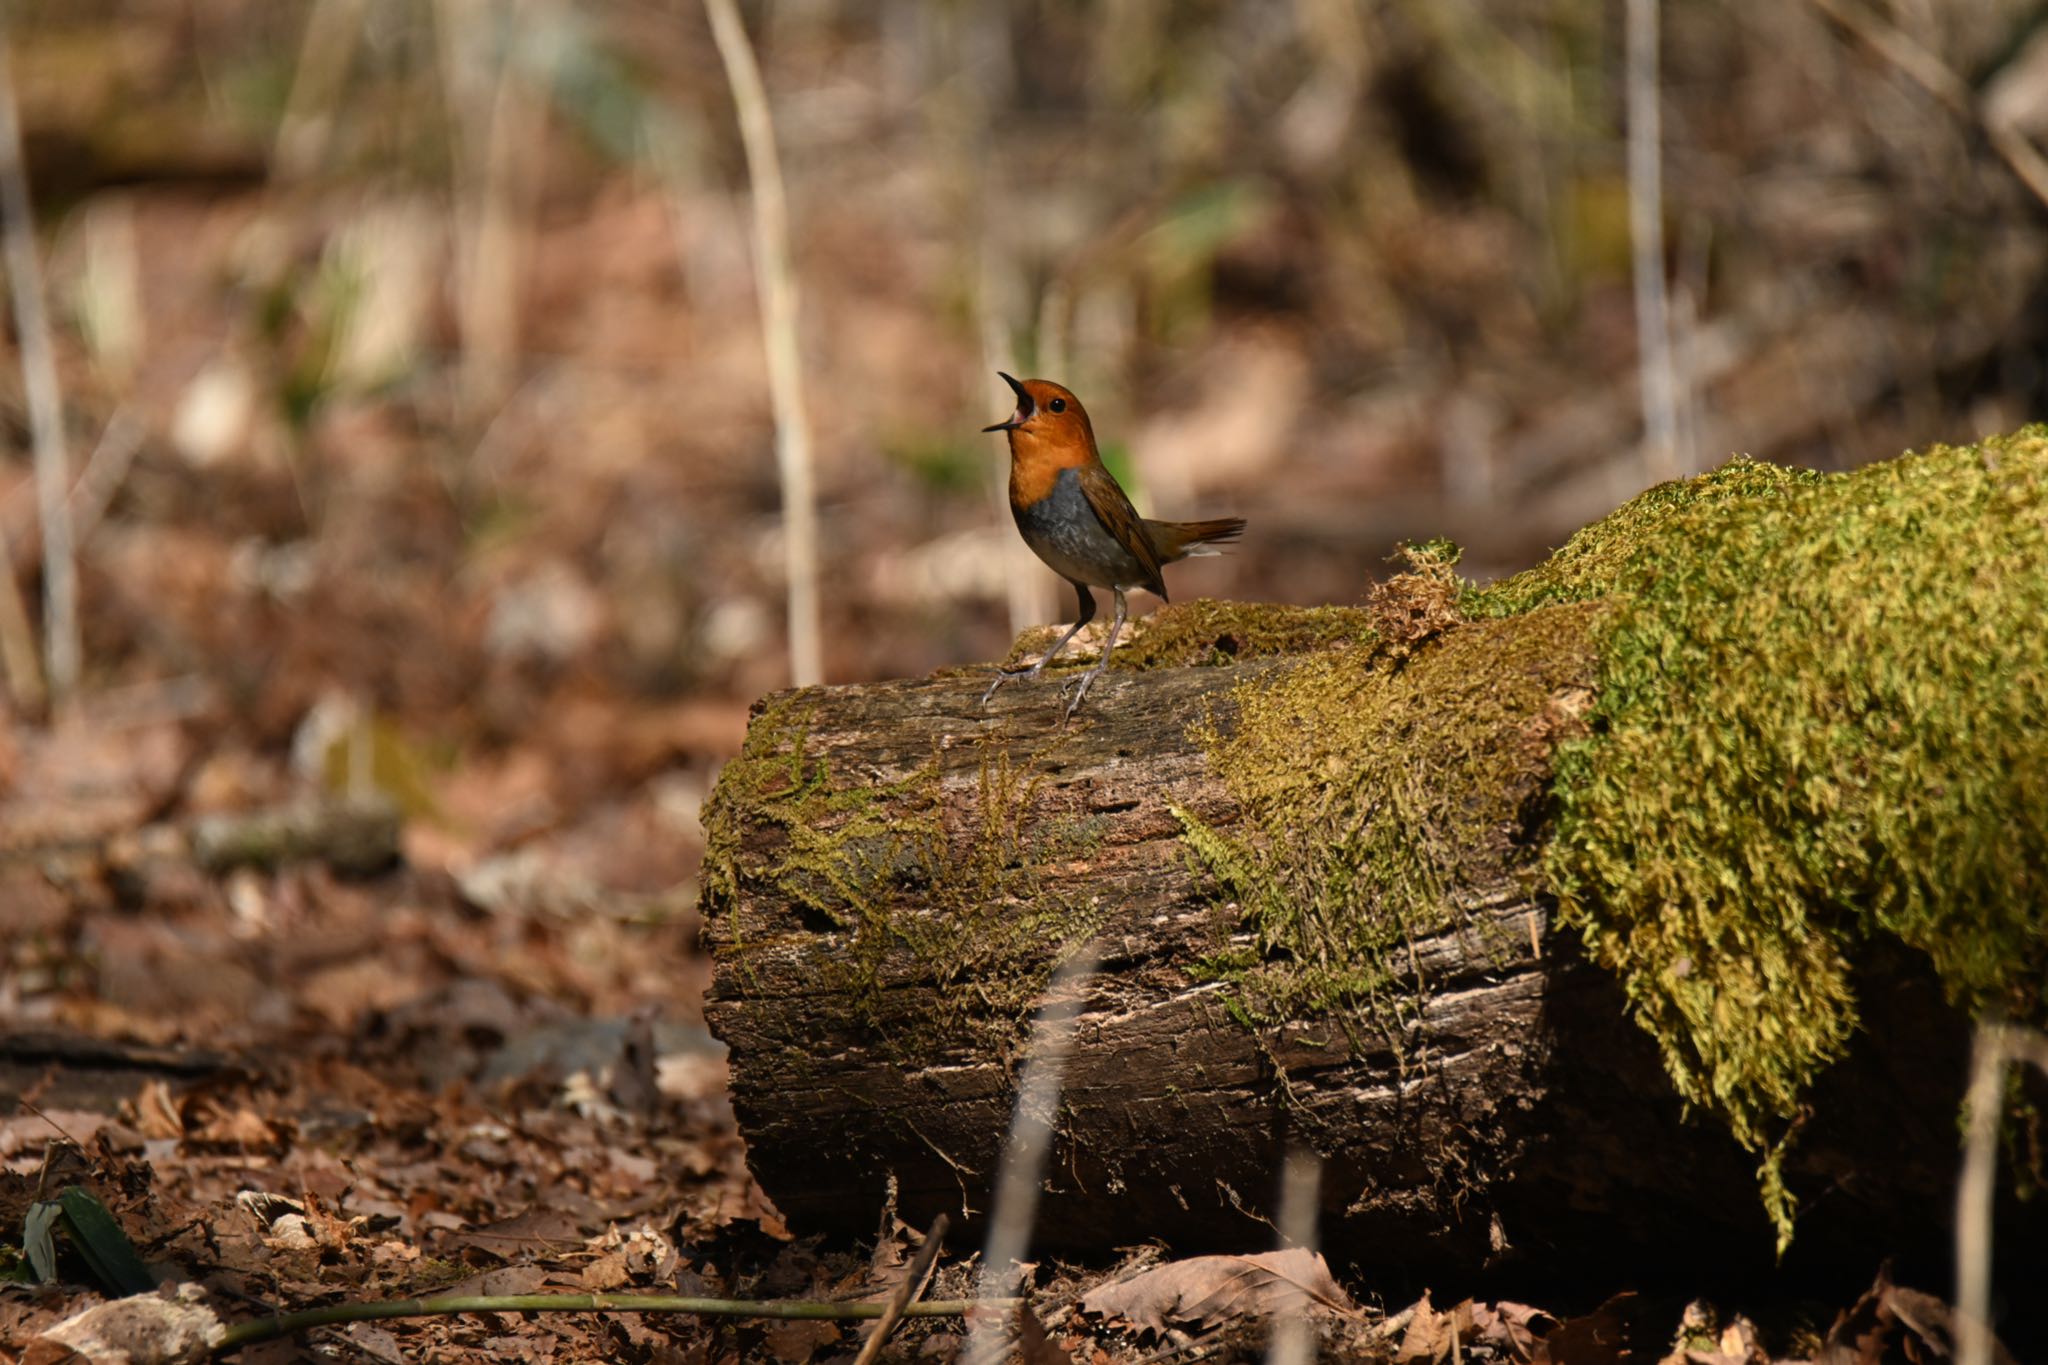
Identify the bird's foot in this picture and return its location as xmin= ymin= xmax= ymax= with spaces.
xmin=981 ymin=661 xmax=1044 ymax=709
xmin=1058 ymin=664 xmax=1108 ymax=724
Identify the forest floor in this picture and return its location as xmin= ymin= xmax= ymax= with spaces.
xmin=0 ymin=774 xmax=1974 ymax=1363
xmin=2 ymin=12 xmax=2035 ymax=1349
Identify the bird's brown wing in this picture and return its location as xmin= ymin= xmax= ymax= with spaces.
xmin=1075 ymin=463 xmax=1167 ymax=598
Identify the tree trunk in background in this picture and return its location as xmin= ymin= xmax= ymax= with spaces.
xmin=699 ymin=619 xmax=2039 ymax=1288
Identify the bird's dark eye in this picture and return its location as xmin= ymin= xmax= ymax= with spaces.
xmin=1049 ymin=397 xmax=1066 ymax=412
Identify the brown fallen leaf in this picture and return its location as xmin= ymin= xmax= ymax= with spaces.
xmin=586 ymin=1221 xmax=679 ymax=1283
xmin=863 ymin=1176 xmax=915 ymax=1282
xmin=442 ymin=1265 xmax=550 ymax=1299
xmin=1398 ymin=1292 xmax=1477 ymax=1365
xmin=760 ymin=1316 xmax=840 ymax=1363
xmin=1715 ymin=1313 xmax=1765 ymax=1364
xmin=34 ymin=1288 xmax=224 ymax=1365
xmin=1077 ymin=1247 xmax=1357 ymax=1338
xmin=1016 ymin=1301 xmax=1076 ymax=1365
xmin=1814 ymin=1266 xmax=2017 ymax=1365
xmin=441 ymin=1204 xmax=588 ymax=1262
xmin=580 ymin=1249 xmax=632 ymax=1291
xmin=186 ymin=1101 xmax=280 ymax=1152
xmin=129 ymin=1079 xmax=185 ymax=1140
xmin=1473 ymin=1301 xmax=1559 ymax=1363
xmin=1533 ymin=1292 xmax=1651 ymax=1365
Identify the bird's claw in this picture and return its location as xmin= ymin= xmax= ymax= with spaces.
xmin=981 ymin=663 xmax=1039 ymax=709
xmin=983 ymin=650 xmax=1108 ymax=725
xmin=1058 ymin=668 xmax=1103 ymax=723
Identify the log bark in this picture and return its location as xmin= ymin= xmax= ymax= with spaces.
xmin=700 ymin=609 xmax=2039 ymax=1285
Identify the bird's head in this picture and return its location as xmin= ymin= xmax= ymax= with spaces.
xmin=983 ymin=372 xmax=1097 ymax=464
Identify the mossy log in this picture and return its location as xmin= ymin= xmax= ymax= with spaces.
xmin=702 ymin=431 xmax=2048 ymax=1286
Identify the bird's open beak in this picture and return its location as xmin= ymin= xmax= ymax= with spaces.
xmin=982 ymin=371 xmax=1031 ymax=432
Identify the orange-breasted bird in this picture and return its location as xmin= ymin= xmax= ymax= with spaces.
xmin=982 ymin=372 xmax=1245 ymax=718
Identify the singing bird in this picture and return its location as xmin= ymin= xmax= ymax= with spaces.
xmin=982 ymin=372 xmax=1245 ymax=718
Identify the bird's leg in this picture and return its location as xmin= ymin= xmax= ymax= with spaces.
xmin=1060 ymin=588 xmax=1127 ymax=721
xmin=982 ymin=581 xmax=1095 ymax=708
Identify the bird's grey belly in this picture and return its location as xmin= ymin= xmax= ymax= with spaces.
xmin=1014 ymin=469 xmax=1149 ymax=589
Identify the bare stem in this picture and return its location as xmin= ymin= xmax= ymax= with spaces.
xmin=271 ymin=0 xmax=367 ymax=181
xmin=704 ymin=0 xmax=823 ymax=687
xmin=0 ymin=19 xmax=69 ymax=710
xmin=434 ymin=0 xmax=538 ymax=426
xmin=967 ymin=941 xmax=1103 ymax=1365
xmin=1265 ymin=1148 xmax=1323 ymax=1365
xmin=1805 ymin=0 xmax=2048 ymax=211
xmin=1626 ymin=0 xmax=1681 ymax=485
xmin=1955 ymin=1022 xmax=2048 ymax=1365
xmin=1955 ymin=1024 xmax=2003 ymax=1365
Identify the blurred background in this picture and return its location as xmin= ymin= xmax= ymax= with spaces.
xmin=4 ymin=0 xmax=2047 ymax=935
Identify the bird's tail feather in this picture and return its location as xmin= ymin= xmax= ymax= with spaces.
xmin=1147 ymin=516 xmax=1246 ymax=560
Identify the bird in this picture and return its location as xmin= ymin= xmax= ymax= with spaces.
xmin=981 ymin=371 xmax=1245 ymax=719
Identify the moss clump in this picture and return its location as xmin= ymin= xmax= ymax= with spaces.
xmin=699 ymin=694 xmax=922 ymax=958
xmin=700 ymin=695 xmax=1098 ymax=1045
xmin=1466 ymin=456 xmax=1827 ymax=620
xmin=1178 ymin=586 xmax=1604 ymax=1037
xmin=1001 ymin=598 xmax=1374 ymax=673
xmin=1476 ymin=432 xmax=2048 ymax=1245
xmin=887 ymin=743 xmax=1105 ymax=1027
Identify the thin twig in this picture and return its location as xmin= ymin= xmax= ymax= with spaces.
xmin=213 ymin=1291 xmax=1023 ymax=1355
xmin=1955 ymin=1024 xmax=2003 ymax=1365
xmin=2 ymin=406 xmax=143 ymax=560
xmin=435 ymin=0 xmax=538 ymax=425
xmin=966 ymin=941 xmax=1104 ymax=1365
xmin=1625 ymin=0 xmax=1680 ymax=485
xmin=1371 ymin=1303 xmax=1418 ymax=1342
xmin=0 ymin=20 xmax=65 ymax=710
xmin=853 ymin=1212 xmax=951 ymax=1365
xmin=1804 ymin=0 xmax=2048 ymax=211
xmin=1131 ymin=1325 xmax=1228 ymax=1365
xmin=1265 ymin=1148 xmax=1322 ymax=1365
xmin=60 ymin=406 xmax=145 ymax=550
xmin=1807 ymin=0 xmax=1970 ymax=109
xmin=1955 ymin=1022 xmax=2048 ymax=1365
xmin=704 ymin=0 xmax=822 ymax=688
xmin=271 ymin=0 xmax=367 ymax=181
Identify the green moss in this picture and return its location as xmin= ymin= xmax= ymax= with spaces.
xmin=1177 ymin=586 xmax=1603 ymax=1040
xmin=699 ymin=694 xmax=1100 ymax=1046
xmin=1001 ymin=598 xmax=1375 ymax=673
xmin=886 ymin=744 xmax=1107 ymax=1028
xmin=1188 ymin=943 xmax=1259 ymax=985
xmin=1478 ymin=432 xmax=2048 ymax=1247
xmin=698 ymin=693 xmax=925 ymax=973
xmin=1466 ymin=456 xmax=1827 ymax=619
xmin=1172 ymin=433 xmax=2048 ymax=1248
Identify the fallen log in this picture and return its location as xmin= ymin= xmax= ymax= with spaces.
xmin=700 ymin=433 xmax=2048 ymax=1285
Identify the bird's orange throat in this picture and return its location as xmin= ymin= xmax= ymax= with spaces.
xmin=1006 ymin=428 xmax=1094 ymax=506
